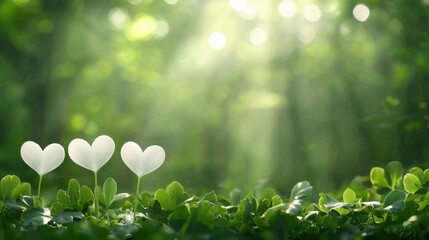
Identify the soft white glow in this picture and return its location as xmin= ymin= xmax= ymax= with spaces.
xmin=108 ymin=8 xmax=129 ymax=30
xmin=229 ymin=0 xmax=248 ymax=12
xmin=353 ymin=4 xmax=370 ymax=22
xmin=278 ymin=0 xmax=297 ymax=18
xmin=164 ymin=0 xmax=178 ymax=5
xmin=125 ymin=15 xmax=157 ymax=41
xmin=249 ymin=28 xmax=267 ymax=46
xmin=154 ymin=20 xmax=169 ymax=39
xmin=298 ymin=25 xmax=316 ymax=43
xmin=128 ymin=0 xmax=142 ymax=5
xmin=240 ymin=3 xmax=258 ymax=19
xmin=303 ymin=4 xmax=321 ymax=22
xmin=208 ymin=32 xmax=227 ymax=50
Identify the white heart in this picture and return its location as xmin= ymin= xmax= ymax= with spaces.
xmin=121 ymin=142 xmax=165 ymax=178
xmin=68 ymin=135 xmax=115 ymax=172
xmin=20 ymin=141 xmax=65 ymax=176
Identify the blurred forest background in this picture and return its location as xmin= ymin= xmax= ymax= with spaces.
xmin=1 ymin=0 xmax=429 ymax=196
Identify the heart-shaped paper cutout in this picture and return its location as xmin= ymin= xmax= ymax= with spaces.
xmin=20 ymin=141 xmax=65 ymax=176
xmin=121 ymin=142 xmax=165 ymax=178
xmin=68 ymin=135 xmax=115 ymax=172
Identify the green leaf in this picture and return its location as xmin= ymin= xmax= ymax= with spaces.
xmin=290 ymin=181 xmax=313 ymax=200
xmin=258 ymin=188 xmax=275 ymax=203
xmin=4 ymin=198 xmax=26 ymax=211
xmin=202 ymin=191 xmax=217 ymax=202
xmin=271 ymin=195 xmax=282 ymax=206
xmin=285 ymin=200 xmax=303 ymax=215
xmin=343 ymin=188 xmax=356 ymax=204
xmin=22 ymin=208 xmax=52 ymax=226
xmin=386 ymin=161 xmax=404 ymax=188
xmin=139 ymin=192 xmax=152 ymax=207
xmin=110 ymin=193 xmax=130 ymax=209
xmin=403 ymin=173 xmax=422 ymax=194
xmin=79 ymin=185 xmax=94 ymax=209
xmin=318 ymin=193 xmax=329 ymax=212
xmin=416 ymin=193 xmax=429 ymax=211
xmin=423 ymin=169 xmax=429 ymax=182
xmin=168 ymin=204 xmax=190 ymax=233
xmin=397 ymin=200 xmax=419 ymax=221
xmin=19 ymin=195 xmax=34 ymax=208
xmin=328 ymin=209 xmax=342 ymax=219
xmin=188 ymin=201 xmax=214 ymax=230
xmin=262 ymin=203 xmax=287 ymax=221
xmin=12 ymin=182 xmax=31 ymax=200
xmin=246 ymin=193 xmax=257 ymax=213
xmin=154 ymin=189 xmax=174 ymax=210
xmin=410 ymin=167 xmax=425 ymax=184
xmin=0 ymin=175 xmax=21 ymax=200
xmin=103 ymin=178 xmax=117 ymax=208
xmin=319 ymin=193 xmax=344 ymax=209
xmin=52 ymin=211 xmax=84 ymax=224
xmin=383 ymin=190 xmax=406 ymax=212
xmin=241 ymin=198 xmax=253 ymax=225
xmin=68 ymin=179 xmax=80 ymax=208
xmin=370 ymin=167 xmax=390 ymax=189
xmin=169 ymin=204 xmax=190 ymax=221
xmin=51 ymin=202 xmax=65 ymax=215
xmin=335 ymin=207 xmax=350 ymax=216
xmin=258 ymin=198 xmax=270 ymax=214
xmin=57 ymin=189 xmax=72 ymax=209
xmin=51 ymin=202 xmax=66 ymax=215
xmin=166 ymin=181 xmax=185 ymax=206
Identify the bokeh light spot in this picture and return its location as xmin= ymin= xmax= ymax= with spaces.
xmin=278 ymin=0 xmax=297 ymax=18
xmin=128 ymin=0 xmax=142 ymax=5
xmin=229 ymin=0 xmax=257 ymax=19
xmin=154 ymin=20 xmax=169 ymax=39
xmin=240 ymin=3 xmax=258 ymax=20
xmin=109 ymin=8 xmax=129 ymax=30
xmin=70 ymin=114 xmax=86 ymax=132
xmin=303 ymin=4 xmax=321 ymax=22
xmin=164 ymin=0 xmax=178 ymax=5
xmin=249 ymin=28 xmax=268 ymax=46
xmin=353 ymin=4 xmax=370 ymax=22
xmin=208 ymin=32 xmax=227 ymax=50
xmin=125 ymin=15 xmax=157 ymax=41
xmin=229 ymin=0 xmax=247 ymax=12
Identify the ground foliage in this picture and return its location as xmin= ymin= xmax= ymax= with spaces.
xmin=1 ymin=161 xmax=429 ymax=239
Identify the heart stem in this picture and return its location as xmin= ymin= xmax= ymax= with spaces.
xmin=133 ymin=176 xmax=142 ymax=220
xmin=37 ymin=175 xmax=43 ymax=198
xmin=94 ymin=171 xmax=99 ymax=219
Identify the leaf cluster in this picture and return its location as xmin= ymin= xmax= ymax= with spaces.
xmin=2 ymin=162 xmax=429 ymax=239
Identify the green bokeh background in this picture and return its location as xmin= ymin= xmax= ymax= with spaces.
xmin=1 ymin=0 xmax=428 ymax=197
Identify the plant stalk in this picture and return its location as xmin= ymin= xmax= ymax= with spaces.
xmin=134 ymin=176 xmax=142 ymax=219
xmin=37 ymin=175 xmax=43 ymax=198
xmin=94 ymin=171 xmax=99 ymax=219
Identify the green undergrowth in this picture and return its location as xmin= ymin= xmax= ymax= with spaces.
xmin=1 ymin=161 xmax=429 ymax=239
